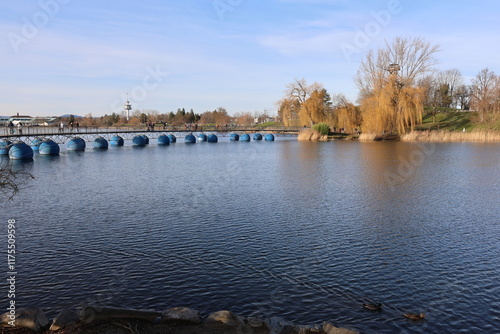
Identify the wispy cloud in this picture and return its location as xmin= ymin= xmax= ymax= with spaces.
xmin=0 ymin=0 xmax=499 ymax=117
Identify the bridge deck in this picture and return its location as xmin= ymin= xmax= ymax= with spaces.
xmin=0 ymin=126 xmax=299 ymax=143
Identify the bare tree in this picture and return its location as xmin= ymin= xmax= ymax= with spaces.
xmin=494 ymin=76 xmax=500 ymax=112
xmin=81 ymin=113 xmax=95 ymax=126
xmin=470 ymin=68 xmax=498 ymax=123
xmin=417 ymin=74 xmax=440 ymax=120
xmin=455 ymin=85 xmax=472 ymax=110
xmin=284 ymin=78 xmax=323 ymax=104
xmin=277 ymin=78 xmax=325 ymax=126
xmin=143 ymin=109 xmax=160 ymax=123
xmin=355 ymin=37 xmax=440 ymax=97
xmin=213 ymin=107 xmax=231 ymax=125
xmin=436 ymin=69 xmax=463 ymax=108
xmin=234 ymin=112 xmax=254 ymax=126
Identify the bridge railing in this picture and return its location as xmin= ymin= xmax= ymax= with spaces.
xmin=1 ymin=125 xmax=302 ymax=138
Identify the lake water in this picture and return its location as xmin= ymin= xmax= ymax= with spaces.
xmin=2 ymin=137 xmax=499 ymax=333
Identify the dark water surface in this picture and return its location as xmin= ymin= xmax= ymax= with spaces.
xmin=2 ymin=138 xmax=499 ymax=333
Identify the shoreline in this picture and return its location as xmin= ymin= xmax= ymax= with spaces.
xmin=1 ymin=306 xmax=360 ymax=334
xmin=299 ymin=129 xmax=500 ymax=142
xmin=400 ymin=130 xmax=500 ymax=142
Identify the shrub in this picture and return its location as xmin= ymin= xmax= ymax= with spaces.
xmin=312 ymin=122 xmax=330 ymax=136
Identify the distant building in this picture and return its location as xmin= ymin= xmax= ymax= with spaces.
xmin=9 ymin=114 xmax=34 ymax=125
xmin=0 ymin=114 xmax=58 ymax=126
xmin=33 ymin=117 xmax=58 ymax=126
xmin=254 ymin=116 xmax=276 ymax=124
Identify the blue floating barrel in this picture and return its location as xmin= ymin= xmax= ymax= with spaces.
xmin=132 ymin=135 xmax=146 ymax=146
xmin=93 ymin=137 xmax=108 ymax=149
xmin=110 ymin=135 xmax=124 ymax=146
xmin=253 ymin=133 xmax=263 ymax=141
xmin=157 ymin=134 xmax=170 ymax=145
xmin=39 ymin=139 xmax=60 ymax=155
xmin=30 ymin=138 xmax=43 ymax=150
xmin=240 ymin=134 xmax=251 ymax=142
xmin=141 ymin=135 xmax=149 ymax=145
xmin=67 ymin=137 xmax=86 ymax=151
xmin=9 ymin=142 xmax=33 ymax=160
xmin=198 ymin=133 xmax=207 ymax=142
xmin=167 ymin=134 xmax=176 ymax=143
xmin=0 ymin=140 xmax=12 ymax=155
xmin=265 ymin=134 xmax=275 ymax=141
xmin=230 ymin=133 xmax=239 ymax=141
xmin=185 ymin=134 xmax=196 ymax=144
xmin=207 ymin=134 xmax=218 ymax=143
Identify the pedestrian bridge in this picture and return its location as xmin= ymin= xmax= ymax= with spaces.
xmin=1 ymin=125 xmax=300 ymax=144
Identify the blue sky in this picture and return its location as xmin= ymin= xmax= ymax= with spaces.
xmin=1 ymin=0 xmax=499 ymax=117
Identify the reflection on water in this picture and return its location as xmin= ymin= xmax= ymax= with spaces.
xmin=1 ymin=140 xmax=499 ymax=333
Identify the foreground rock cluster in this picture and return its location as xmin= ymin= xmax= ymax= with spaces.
xmin=0 ymin=306 xmax=359 ymax=334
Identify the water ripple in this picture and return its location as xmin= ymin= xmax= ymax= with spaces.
xmin=2 ymin=141 xmax=499 ymax=333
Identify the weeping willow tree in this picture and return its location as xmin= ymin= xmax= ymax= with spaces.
xmin=356 ymin=37 xmax=440 ymax=135
xmin=333 ymin=95 xmax=362 ymax=132
xmin=278 ymin=97 xmax=301 ymax=126
xmin=277 ymin=79 xmax=328 ymax=126
xmin=298 ymin=89 xmax=332 ymax=126
xmin=361 ymin=76 xmax=424 ymax=134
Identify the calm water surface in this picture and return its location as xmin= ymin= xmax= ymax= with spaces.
xmin=2 ymin=138 xmax=499 ymax=333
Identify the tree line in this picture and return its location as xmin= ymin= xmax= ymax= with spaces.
xmin=68 ymin=107 xmax=274 ymax=127
xmin=277 ymin=37 xmax=500 ymax=134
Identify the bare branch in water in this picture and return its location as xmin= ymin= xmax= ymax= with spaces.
xmin=0 ymin=162 xmax=35 ymax=201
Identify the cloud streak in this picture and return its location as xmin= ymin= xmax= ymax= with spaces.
xmin=0 ymin=0 xmax=499 ymax=117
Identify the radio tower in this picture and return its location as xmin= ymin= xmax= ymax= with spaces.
xmin=124 ymin=93 xmax=132 ymax=121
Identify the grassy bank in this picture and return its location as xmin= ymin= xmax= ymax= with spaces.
xmin=299 ymin=110 xmax=500 ymax=142
xmin=417 ymin=110 xmax=500 ymax=132
xmin=357 ymin=111 xmax=500 ymax=142
xmin=406 ymin=110 xmax=500 ymax=141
